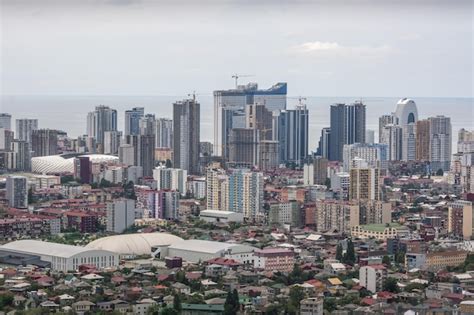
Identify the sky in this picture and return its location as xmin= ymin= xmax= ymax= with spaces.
xmin=1 ymin=0 xmax=473 ymax=98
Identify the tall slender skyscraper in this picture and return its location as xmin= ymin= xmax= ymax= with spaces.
xmin=380 ymin=124 xmax=403 ymax=161
xmin=104 ymin=131 xmax=122 ymax=155
xmin=86 ymin=105 xmax=118 ymax=147
xmin=124 ymin=107 xmax=144 ymax=136
xmin=31 ymin=129 xmax=58 ymax=157
xmin=124 ymin=134 xmax=155 ymax=177
xmin=416 ymin=119 xmax=431 ymax=161
xmin=213 ymin=82 xmax=287 ymax=157
xmin=139 ymin=114 xmax=156 ymax=136
xmin=316 ymin=127 xmax=331 ymax=159
xmin=11 ymin=140 xmax=31 ymax=171
xmin=156 ymin=118 xmax=173 ymax=149
xmin=16 ymin=119 xmax=38 ymax=143
xmin=394 ymin=98 xmax=418 ymax=162
xmin=329 ymin=102 xmax=366 ymax=161
xmin=378 ymin=114 xmax=396 ymax=143
xmin=0 ymin=113 xmax=12 ymax=130
xmin=6 ymin=176 xmax=28 ymax=209
xmin=278 ymin=104 xmax=309 ymax=165
xmin=429 ymin=115 xmax=452 ymax=172
xmin=173 ymin=98 xmax=200 ymax=175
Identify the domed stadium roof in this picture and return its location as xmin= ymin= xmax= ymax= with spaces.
xmin=85 ymin=233 xmax=183 ymax=255
xmin=31 ymin=154 xmax=119 ymax=174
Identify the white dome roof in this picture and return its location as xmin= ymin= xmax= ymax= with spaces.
xmin=395 ymin=98 xmax=418 ymax=125
xmin=31 ymin=154 xmax=119 ymax=174
xmin=85 ymin=233 xmax=183 ymax=255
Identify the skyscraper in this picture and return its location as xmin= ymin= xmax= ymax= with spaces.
xmin=213 ymin=82 xmax=287 ymax=157
xmin=378 ymin=114 xmax=397 ymax=144
xmin=228 ymin=128 xmax=259 ymax=168
xmin=31 ymin=129 xmax=58 ymax=157
xmin=124 ymin=134 xmax=155 ymax=177
xmin=349 ymin=167 xmax=380 ymax=201
xmin=16 ymin=119 xmax=38 ymax=143
xmin=86 ymin=105 xmax=118 ymax=147
xmin=156 ymin=118 xmax=173 ymax=149
xmin=316 ymin=127 xmax=331 ymax=159
xmin=103 ymin=131 xmax=122 ymax=155
xmin=278 ymin=104 xmax=309 ymax=165
xmin=124 ymin=107 xmax=144 ymax=136
xmin=6 ymin=176 xmax=28 ymax=209
xmin=139 ymin=114 xmax=156 ymax=136
xmin=11 ymin=140 xmax=31 ymax=171
xmin=329 ymin=102 xmax=366 ymax=161
xmin=106 ymin=199 xmax=136 ymax=233
xmin=119 ymin=144 xmax=135 ymax=166
xmin=173 ymin=98 xmax=200 ymax=175
xmin=0 ymin=128 xmax=14 ymax=151
xmin=394 ymin=98 xmax=419 ymax=161
xmin=342 ymin=143 xmax=389 ymax=171
xmin=153 ymin=166 xmax=187 ymax=196
xmin=74 ymin=156 xmax=92 ymax=184
xmin=416 ymin=119 xmax=431 ymax=161
xmin=227 ymin=169 xmax=264 ymax=220
xmin=156 ymin=190 xmax=180 ymax=220
xmin=429 ymin=115 xmax=452 ymax=172
xmin=380 ymin=124 xmax=403 ymax=161
xmin=0 ymin=113 xmax=12 ymax=130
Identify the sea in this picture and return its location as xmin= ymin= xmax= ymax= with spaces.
xmin=1 ymin=95 xmax=473 ymax=151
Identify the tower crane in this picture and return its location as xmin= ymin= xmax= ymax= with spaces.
xmin=231 ymin=74 xmax=255 ymax=88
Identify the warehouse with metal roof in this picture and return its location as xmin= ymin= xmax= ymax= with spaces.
xmin=0 ymin=240 xmax=119 ymax=272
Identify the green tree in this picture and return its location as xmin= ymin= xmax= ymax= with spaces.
xmin=146 ymin=305 xmax=160 ymax=315
xmin=382 ymin=255 xmax=391 ymax=267
xmin=264 ymin=304 xmax=280 ymax=315
xmin=383 ymin=277 xmax=399 ymax=293
xmin=343 ymin=239 xmax=356 ymax=265
xmin=0 ymin=292 xmax=14 ymax=309
xmin=161 ymin=308 xmax=177 ymax=315
xmin=336 ymin=243 xmax=343 ymax=261
xmin=288 ymin=286 xmax=305 ymax=309
xmin=224 ymin=289 xmax=239 ymax=315
xmin=173 ymin=295 xmax=182 ymax=313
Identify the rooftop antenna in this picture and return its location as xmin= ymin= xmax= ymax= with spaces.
xmin=188 ymin=91 xmax=196 ymax=102
xmin=231 ymin=74 xmax=255 ymax=88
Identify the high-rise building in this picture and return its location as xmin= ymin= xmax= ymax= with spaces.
xmin=416 ymin=119 xmax=431 ymax=161
xmin=139 ymin=114 xmax=156 ymax=136
xmin=313 ymin=156 xmax=328 ymax=185
xmin=213 ymin=82 xmax=287 ymax=157
xmin=342 ymin=143 xmax=389 ymax=172
xmin=86 ymin=105 xmax=118 ymax=147
xmin=246 ymin=103 xmax=273 ymax=140
xmin=124 ymin=107 xmax=144 ymax=136
xmin=153 ymin=166 xmax=187 ymax=196
xmin=103 ymin=131 xmax=122 ymax=155
xmin=156 ymin=190 xmax=180 ymax=220
xmin=394 ymin=98 xmax=419 ymax=161
xmin=227 ymin=169 xmax=264 ymax=220
xmin=378 ymin=114 xmax=396 ymax=143
xmin=269 ymin=201 xmax=302 ymax=227
xmin=380 ymin=124 xmax=403 ymax=161
xmin=365 ymin=130 xmax=375 ymax=144
xmin=329 ymin=102 xmax=366 ymax=161
xmin=0 ymin=128 xmax=14 ymax=151
xmin=315 ymin=200 xmax=359 ymax=234
xmin=156 ymin=118 xmax=173 ymax=149
xmin=125 ymin=134 xmax=155 ymax=177
xmin=316 ymin=127 xmax=331 ymax=159
xmin=16 ymin=119 xmax=38 ymax=143
xmin=0 ymin=113 xmax=12 ymax=130
xmin=74 ymin=156 xmax=92 ymax=184
xmin=429 ymin=115 xmax=452 ymax=172
xmin=358 ymin=200 xmax=391 ymax=225
xmin=31 ymin=129 xmax=58 ymax=157
xmin=6 ymin=176 xmax=28 ymax=209
xmin=119 ymin=144 xmax=135 ymax=166
xmin=459 ymin=129 xmax=474 ymax=143
xmin=278 ymin=104 xmax=309 ymax=165
xmin=258 ymin=140 xmax=279 ymax=170
xmin=349 ymin=167 xmax=380 ymax=200
xmin=448 ymin=200 xmax=473 ymax=240
xmin=173 ymin=99 xmax=200 ymax=175
xmin=11 ymin=140 xmax=31 ymax=171
xmin=106 ymin=199 xmax=136 ymax=233
xmin=206 ymin=164 xmax=229 ymax=211
xmin=228 ymin=128 xmax=259 ymax=168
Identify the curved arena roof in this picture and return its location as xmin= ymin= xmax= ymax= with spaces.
xmin=31 ymin=154 xmax=119 ymax=174
xmin=85 ymin=233 xmax=183 ymax=255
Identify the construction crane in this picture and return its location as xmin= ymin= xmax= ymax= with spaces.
xmin=231 ymin=74 xmax=254 ymax=88
xmin=288 ymin=96 xmax=307 ymax=107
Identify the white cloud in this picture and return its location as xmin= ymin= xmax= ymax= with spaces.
xmin=291 ymin=41 xmax=392 ymax=57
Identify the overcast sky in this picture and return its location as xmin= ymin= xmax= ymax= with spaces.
xmin=1 ymin=0 xmax=473 ymax=97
